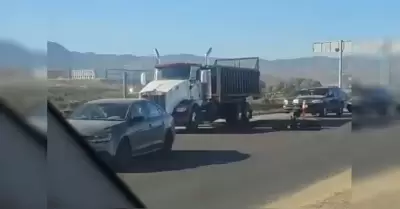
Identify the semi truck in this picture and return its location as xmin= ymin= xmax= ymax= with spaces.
xmin=139 ymin=48 xmax=261 ymax=131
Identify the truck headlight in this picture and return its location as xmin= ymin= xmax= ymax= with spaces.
xmin=89 ymin=133 xmax=112 ymax=143
xmin=175 ymin=107 xmax=187 ymax=112
xmin=311 ymin=99 xmax=323 ymax=103
xmin=293 ymin=99 xmax=299 ymax=104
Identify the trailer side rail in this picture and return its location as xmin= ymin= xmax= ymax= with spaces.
xmin=213 ymin=57 xmax=260 ymax=71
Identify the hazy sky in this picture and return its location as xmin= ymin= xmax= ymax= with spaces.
xmin=1 ymin=0 xmax=398 ymax=59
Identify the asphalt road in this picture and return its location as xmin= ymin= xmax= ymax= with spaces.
xmin=117 ymin=112 xmax=400 ymax=209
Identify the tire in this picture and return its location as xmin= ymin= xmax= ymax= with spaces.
xmin=240 ymin=103 xmax=251 ymax=124
xmin=159 ymin=130 xmax=174 ymax=155
xmin=319 ymin=107 xmax=327 ymax=117
xmin=347 ymin=104 xmax=352 ymax=113
xmin=112 ymin=138 xmax=132 ymax=171
xmin=225 ymin=104 xmax=239 ymax=126
xmin=185 ymin=106 xmax=199 ymax=132
xmin=335 ymin=108 xmax=343 ymax=117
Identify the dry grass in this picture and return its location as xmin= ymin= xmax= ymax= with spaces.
xmin=0 ymin=78 xmax=47 ymax=115
xmin=1 ymin=79 xmax=281 ymax=115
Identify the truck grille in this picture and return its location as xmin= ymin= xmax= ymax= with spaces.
xmin=142 ymin=94 xmax=166 ymax=110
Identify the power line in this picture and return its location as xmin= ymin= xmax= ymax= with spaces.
xmin=312 ymin=40 xmax=352 ymax=89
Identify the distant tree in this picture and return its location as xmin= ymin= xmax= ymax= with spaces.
xmin=264 ymin=77 xmax=322 ymax=97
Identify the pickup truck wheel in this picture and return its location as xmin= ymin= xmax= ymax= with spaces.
xmin=185 ymin=107 xmax=199 ymax=132
xmin=335 ymin=108 xmax=343 ymax=117
xmin=319 ymin=107 xmax=327 ymax=117
xmin=112 ymin=138 xmax=132 ymax=171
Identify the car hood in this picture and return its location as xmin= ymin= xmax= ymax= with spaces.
xmin=67 ymin=119 xmax=125 ymax=136
xmin=295 ymin=95 xmax=326 ymax=100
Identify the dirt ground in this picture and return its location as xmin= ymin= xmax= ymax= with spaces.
xmin=262 ymin=168 xmax=400 ymax=209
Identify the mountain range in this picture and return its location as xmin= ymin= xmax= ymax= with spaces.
xmin=1 ymin=40 xmax=399 ymax=86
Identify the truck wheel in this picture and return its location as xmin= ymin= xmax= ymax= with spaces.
xmin=240 ymin=105 xmax=251 ymax=124
xmin=185 ymin=107 xmax=199 ymax=132
xmin=377 ymin=106 xmax=387 ymax=116
xmin=112 ymin=138 xmax=132 ymax=171
xmin=226 ymin=107 xmax=239 ymax=126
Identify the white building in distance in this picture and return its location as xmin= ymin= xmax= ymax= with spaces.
xmin=71 ymin=69 xmax=96 ymax=80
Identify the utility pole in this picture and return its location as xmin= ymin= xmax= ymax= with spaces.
xmin=380 ymin=39 xmax=393 ymax=87
xmin=122 ymin=71 xmax=127 ymax=98
xmin=313 ymin=40 xmax=352 ymax=89
xmin=338 ymin=40 xmax=344 ymax=89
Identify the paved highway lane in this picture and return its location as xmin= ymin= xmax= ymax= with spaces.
xmin=118 ymin=113 xmax=352 ymax=209
xmin=353 ymin=118 xmax=400 ymax=180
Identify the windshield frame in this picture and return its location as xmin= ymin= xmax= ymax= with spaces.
xmin=68 ymin=102 xmax=131 ymax=121
xmin=155 ymin=63 xmax=202 ymax=80
xmin=156 ymin=67 xmax=191 ymax=80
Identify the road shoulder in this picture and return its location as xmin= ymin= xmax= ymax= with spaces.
xmin=260 ymin=167 xmax=400 ymax=209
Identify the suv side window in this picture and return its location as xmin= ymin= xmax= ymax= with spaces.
xmin=129 ymin=102 xmax=147 ymax=119
xmin=144 ymin=101 xmax=162 ymax=118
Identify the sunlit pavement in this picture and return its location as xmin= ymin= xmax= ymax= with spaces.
xmin=117 ymin=113 xmax=397 ymax=209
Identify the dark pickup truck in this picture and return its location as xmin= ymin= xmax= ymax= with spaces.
xmin=283 ymin=86 xmax=347 ymax=117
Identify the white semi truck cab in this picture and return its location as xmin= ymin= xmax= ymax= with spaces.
xmin=139 ymin=48 xmax=261 ymax=131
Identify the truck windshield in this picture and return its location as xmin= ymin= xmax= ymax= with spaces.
xmin=158 ymin=67 xmax=190 ymax=79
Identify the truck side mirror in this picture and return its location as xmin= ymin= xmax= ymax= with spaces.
xmin=140 ymin=72 xmax=147 ymax=86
